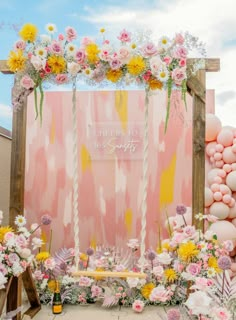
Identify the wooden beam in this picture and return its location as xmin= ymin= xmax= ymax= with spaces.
xmin=0 ymin=60 xmax=13 ymax=74
xmin=6 ymin=275 xmax=22 ymax=320
xmin=73 ymin=270 xmax=147 ymax=279
xmin=187 ymin=76 xmax=205 ymax=103
xmin=187 ymin=58 xmax=220 ymax=72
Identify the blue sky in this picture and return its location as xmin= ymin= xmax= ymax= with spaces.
xmin=1 ymin=0 xmax=236 ymax=130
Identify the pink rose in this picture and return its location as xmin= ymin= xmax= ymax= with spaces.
xmin=175 ymin=33 xmax=185 ymax=45
xmin=149 ymin=56 xmax=162 ymax=74
xmin=44 ymin=257 xmax=56 ymax=270
xmin=31 ymin=55 xmax=45 ymax=71
xmin=109 ymin=58 xmax=122 ymax=70
xmin=81 ymin=36 xmax=94 ymax=47
xmin=8 ymin=253 xmax=20 ymax=264
xmin=78 ymin=276 xmax=93 ymax=287
xmin=103 ymin=39 xmax=110 ymax=45
xmin=20 ymin=75 xmax=35 ymax=90
xmin=75 ymin=49 xmax=85 ymax=64
xmin=55 ymin=74 xmax=68 ymax=84
xmin=50 ymin=41 xmax=63 ymax=55
xmin=118 ymin=46 xmax=131 ymax=63
xmin=65 ymin=26 xmax=77 ymax=42
xmin=4 ymin=231 xmax=15 ymax=242
xmin=33 ymin=270 xmax=44 ymax=281
xmin=163 ymin=56 xmax=172 ymax=65
xmin=132 ymin=300 xmax=144 ymax=313
xmin=183 ymin=225 xmax=196 ymax=238
xmin=186 ymin=263 xmax=201 ymax=276
xmin=179 ymin=58 xmax=186 ymax=67
xmin=211 ymin=307 xmax=231 ymax=320
xmin=173 ymin=46 xmax=188 ymax=59
xmin=58 ymin=33 xmax=64 ymax=41
xmin=142 ymin=42 xmax=158 ymax=57
xmin=15 ymin=234 xmax=28 ymax=248
xmin=153 ymin=265 xmax=164 ymax=277
xmin=14 ymin=40 xmax=26 ymax=50
xmin=117 ymin=29 xmax=131 ymax=43
xmin=91 ymin=285 xmax=102 ymax=298
xmin=149 ymin=285 xmax=172 ymax=302
xmin=171 ymin=67 xmax=186 ymax=86
xmin=99 ymin=45 xmax=112 ymax=62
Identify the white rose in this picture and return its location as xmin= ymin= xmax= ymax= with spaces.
xmin=31 ymin=55 xmax=45 ymax=71
xmin=127 ymin=277 xmax=139 ymax=288
xmin=150 ymin=56 xmax=162 ymax=74
xmin=157 ymin=252 xmax=172 ymax=265
xmin=19 ymin=248 xmax=32 ymax=259
xmin=153 ymin=266 xmax=164 ymax=277
xmin=185 ymin=291 xmax=212 ymax=316
xmin=67 ymin=62 xmax=81 ymax=76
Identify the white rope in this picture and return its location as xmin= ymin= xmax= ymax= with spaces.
xmin=139 ymin=89 xmax=149 ymax=271
xmin=72 ymin=78 xmax=80 ymax=270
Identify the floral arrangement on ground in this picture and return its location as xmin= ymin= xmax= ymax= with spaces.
xmin=7 ymin=23 xmax=205 ymax=130
xmin=12 ymin=206 xmax=234 ymax=320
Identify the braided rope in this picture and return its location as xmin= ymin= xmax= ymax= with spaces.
xmin=72 ymin=78 xmax=80 ymax=270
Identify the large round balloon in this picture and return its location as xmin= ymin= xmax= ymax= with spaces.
xmin=217 ymin=129 xmax=234 ymax=147
xmin=206 ymin=114 xmax=222 ymax=142
xmin=207 ymin=168 xmax=221 ymax=186
xmin=205 ymin=187 xmax=214 ymax=207
xmin=206 ymin=141 xmax=217 ymax=157
xmin=209 ymin=202 xmax=229 ymax=219
xmin=209 ymin=220 xmax=236 ymax=242
xmin=222 ymin=147 xmax=236 ymax=164
xmin=228 ymin=193 xmax=236 ymax=219
xmin=226 ymin=171 xmax=236 ymax=191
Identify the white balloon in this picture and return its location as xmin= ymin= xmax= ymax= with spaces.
xmin=209 ymin=202 xmax=229 ymax=219
xmin=210 ymin=220 xmax=236 ymax=242
xmin=226 ymin=171 xmax=236 ymax=191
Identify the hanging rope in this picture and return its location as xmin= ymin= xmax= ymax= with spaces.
xmin=139 ymin=89 xmax=149 ymax=272
xmin=72 ymin=77 xmax=80 ymax=270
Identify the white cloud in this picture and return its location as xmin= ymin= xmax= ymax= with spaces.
xmin=0 ymin=103 xmax=12 ymax=118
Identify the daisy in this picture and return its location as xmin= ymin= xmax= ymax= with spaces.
xmin=15 ymin=215 xmax=26 ymax=227
xmin=207 ymin=267 xmax=216 ymax=278
xmin=45 ymin=23 xmax=57 ymax=34
xmin=83 ymin=67 xmax=93 ymax=78
xmin=65 ymin=43 xmax=77 ymax=57
xmin=35 ymin=46 xmax=47 ymax=59
xmin=158 ymin=36 xmax=171 ymax=50
xmin=157 ymin=67 xmax=169 ymax=82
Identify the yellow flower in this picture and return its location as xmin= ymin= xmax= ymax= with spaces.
xmin=208 ymin=257 xmax=221 ymax=273
xmin=148 ymin=77 xmax=163 ymax=90
xmin=94 ymin=267 xmax=105 ymax=280
xmin=47 ymin=55 xmax=66 ymax=74
xmin=36 ymin=251 xmax=50 ymax=261
xmin=7 ymin=50 xmax=26 ymax=72
xmin=100 ymin=28 xmax=105 ymax=33
xmin=131 ymin=43 xmax=136 ymax=49
xmin=19 ymin=23 xmax=38 ymax=42
xmin=106 ymin=69 xmax=123 ymax=83
xmin=79 ymin=253 xmax=88 ymax=261
xmin=141 ymin=282 xmax=155 ymax=299
xmin=178 ymin=241 xmax=199 ymax=262
xmin=164 ymin=268 xmax=178 ymax=283
xmin=0 ymin=226 xmax=13 ymax=242
xmin=127 ymin=56 xmax=146 ymax=76
xmin=48 ymin=280 xmax=57 ymax=292
xmin=85 ymin=43 xmax=100 ymax=64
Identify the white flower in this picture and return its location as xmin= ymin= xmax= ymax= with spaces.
xmin=15 ymin=215 xmax=26 ymax=227
xmin=31 ymin=55 xmax=46 ymax=71
xmin=18 ymin=227 xmax=31 ymax=238
xmin=207 ymin=267 xmax=216 ymax=278
xmin=204 ymin=230 xmax=215 ymax=241
xmin=40 ymin=278 xmax=48 ymax=290
xmin=62 ymin=275 xmax=75 ymax=286
xmin=12 ymin=263 xmax=24 ymax=276
xmin=65 ymin=43 xmax=77 ymax=57
xmin=156 ymin=67 xmax=169 ymax=82
xmin=127 ymin=238 xmax=139 ymax=250
xmin=45 ymin=23 xmax=57 ymax=34
xmin=157 ymin=252 xmax=172 ymax=265
xmin=158 ymin=36 xmax=171 ymax=49
xmin=44 ymin=257 xmax=56 ymax=270
xmin=83 ymin=67 xmax=93 ymax=78
xmin=19 ymin=248 xmax=32 ymax=259
xmin=0 ymin=273 xmax=7 ymax=289
xmin=149 ymin=56 xmax=162 ymax=74
xmin=40 ymin=34 xmax=51 ymax=45
xmin=185 ymin=291 xmax=212 ymax=316
xmin=35 ymin=46 xmax=47 ymax=59
xmin=153 ymin=265 xmax=164 ymax=277
xmin=32 ymin=237 xmax=44 ymax=250
xmin=127 ymin=277 xmax=139 ymax=288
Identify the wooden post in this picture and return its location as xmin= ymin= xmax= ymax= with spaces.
xmin=6 ymin=275 xmax=22 ymax=320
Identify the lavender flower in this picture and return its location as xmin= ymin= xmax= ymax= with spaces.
xmin=218 ymin=256 xmax=232 ymax=270
xmin=176 ymin=204 xmax=187 ymax=215
xmin=146 ymin=249 xmax=156 ymax=261
xmin=41 ymin=214 xmax=52 ymax=225
xmin=167 ymin=308 xmax=181 ymax=320
xmin=86 ymin=247 xmax=94 ymax=256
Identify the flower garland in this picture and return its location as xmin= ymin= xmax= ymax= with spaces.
xmin=7 ymin=23 xmax=205 ymax=131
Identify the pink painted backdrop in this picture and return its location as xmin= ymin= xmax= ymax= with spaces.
xmin=24 ymin=90 xmax=214 ymax=252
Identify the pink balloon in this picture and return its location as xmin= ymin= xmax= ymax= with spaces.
xmin=211 ymin=183 xmax=220 ymax=192
xmin=226 ymin=171 xmax=236 ymax=191
xmin=232 ymin=144 xmax=236 ymax=153
xmin=213 ymin=192 xmax=223 ymax=201
xmin=229 ymin=198 xmax=236 ymax=208
xmin=234 ymin=132 xmax=236 ymax=138
xmin=217 ymin=169 xmax=226 ymax=178
xmin=222 ymin=147 xmax=236 ymax=164
xmin=206 ymin=142 xmax=217 ymax=156
xmin=232 ymin=163 xmax=236 ymax=171
xmin=209 ymin=202 xmax=229 ymax=219
xmin=234 ymin=138 xmax=236 ymax=144
xmin=214 ymin=152 xmax=223 ymax=161
xmin=214 ymin=176 xmax=222 ymax=184
xmin=220 ymin=184 xmax=232 ymax=195
xmin=207 ymin=168 xmax=221 ymax=185
xmin=210 ymin=156 xmax=215 ymax=163
xmin=223 ymin=194 xmax=231 ymax=204
xmin=215 ymin=144 xmax=224 ymax=152
xmin=205 ymin=187 xmax=214 ymax=207
xmin=217 ymin=129 xmax=234 ymax=147
xmin=215 ymin=160 xmax=224 ymax=168
xmin=231 ymin=219 xmax=236 ymax=228
xmin=209 ymin=220 xmax=236 ymax=241
xmin=206 ymin=114 xmax=222 ymax=142
xmin=223 ymin=164 xmax=232 ymax=173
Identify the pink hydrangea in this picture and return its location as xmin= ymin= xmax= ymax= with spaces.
xmin=91 ymin=285 xmax=102 ymax=298
xmin=167 ymin=308 xmax=181 ymax=320
xmin=132 ymin=300 xmax=144 ymax=313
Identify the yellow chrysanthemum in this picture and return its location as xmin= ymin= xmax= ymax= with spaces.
xmin=100 ymin=28 xmax=105 ymax=33
xmin=85 ymin=43 xmax=100 ymax=64
xmin=47 ymin=55 xmax=66 ymax=74
xmin=7 ymin=50 xmax=26 ymax=72
xmin=208 ymin=256 xmax=221 ymax=273
xmin=162 ymin=242 xmax=172 ymax=252
xmin=48 ymin=279 xmax=57 ymax=292
xmin=79 ymin=253 xmax=88 ymax=262
xmin=127 ymin=56 xmax=146 ymax=76
xmin=141 ymin=283 xmax=155 ymax=299
xmin=36 ymin=251 xmax=50 ymax=262
xmin=19 ymin=23 xmax=38 ymax=42
xmin=106 ymin=69 xmax=123 ymax=83
xmin=131 ymin=43 xmax=136 ymax=49
xmin=164 ymin=268 xmax=178 ymax=283
xmin=148 ymin=77 xmax=163 ymax=90
xmin=178 ymin=241 xmax=199 ymax=262
xmin=0 ymin=226 xmax=13 ymax=243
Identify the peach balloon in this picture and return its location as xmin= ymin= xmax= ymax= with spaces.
xmin=232 ymin=163 xmax=236 ymax=171
xmin=217 ymin=169 xmax=226 ymax=178
xmin=211 ymin=183 xmax=220 ymax=192
xmin=214 ymin=152 xmax=223 ymax=161
xmin=220 ymin=184 xmax=231 ymax=195
xmin=229 ymin=203 xmax=236 ymax=218
xmin=205 ymin=187 xmax=214 ymax=207
xmin=232 ymin=218 xmax=236 ymax=228
xmin=209 ymin=220 xmax=236 ymax=242
xmin=223 ymin=164 xmax=232 ymax=173
xmin=223 ymin=194 xmax=231 ymax=204
xmin=209 ymin=202 xmax=229 ymax=219
xmin=215 ymin=160 xmax=224 ymax=168
xmin=213 ymin=192 xmax=222 ymax=201
xmin=215 ymin=144 xmax=224 ymax=152
xmin=232 ymin=144 xmax=236 ymax=153
xmin=206 ymin=114 xmax=222 ymax=142
xmin=214 ymin=176 xmax=222 ymax=184
xmin=207 ymin=168 xmax=221 ymax=185
xmin=226 ymin=171 xmax=236 ymax=191
xmin=206 ymin=142 xmax=217 ymax=156
xmin=229 ymin=198 xmax=236 ymax=208
xmin=217 ymin=129 xmax=234 ymax=147
xmin=222 ymin=146 xmax=236 ymax=164
xmin=210 ymin=156 xmax=215 ymax=163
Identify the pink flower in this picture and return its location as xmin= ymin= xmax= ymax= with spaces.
xmin=150 ymin=56 xmax=162 ymax=74
xmin=44 ymin=257 xmax=56 ymax=270
xmin=183 ymin=225 xmax=196 ymax=238
xmin=50 ymin=40 xmax=63 ymax=55
xmin=142 ymin=42 xmax=158 ymax=57
xmin=58 ymin=33 xmax=64 ymax=41
xmin=143 ymin=70 xmax=152 ymax=81
xmin=8 ymin=253 xmax=20 ymax=264
xmin=91 ymin=285 xmax=102 ymax=298
xmin=185 ymin=291 xmax=212 ymax=316
xmin=99 ymin=45 xmax=112 ymax=62
xmin=109 ymin=58 xmax=122 ymax=70
xmin=15 ymin=234 xmax=28 ymax=248
xmin=211 ymin=307 xmax=231 ymax=320
xmin=171 ymin=67 xmax=186 ymax=86
xmin=14 ymin=40 xmax=26 ymax=50
xmin=173 ymin=46 xmax=188 ymax=59
xmin=81 ymin=36 xmax=94 ymax=47
xmin=78 ymin=276 xmax=93 ymax=287
xmin=117 ymin=29 xmax=131 ymax=43
xmin=149 ymin=285 xmax=172 ymax=302
xmin=175 ymin=33 xmax=185 ymax=45
xmin=167 ymin=308 xmax=181 ymax=320
xmin=163 ymin=56 xmax=172 ymax=65
xmin=191 ymin=277 xmax=210 ymax=291
xmin=55 ymin=74 xmax=68 ymax=84
xmin=31 ymin=55 xmax=45 ymax=71
xmin=4 ymin=232 xmax=15 ymax=242
xmin=75 ymin=49 xmax=85 ymax=64
xmin=132 ymin=300 xmax=144 ymax=313
xmin=223 ymin=240 xmax=234 ymax=252
xmin=20 ymin=75 xmax=35 ymax=89
xmin=65 ymin=26 xmax=77 ymax=42
xmin=179 ymin=58 xmax=186 ymax=67
xmin=186 ymin=263 xmax=201 ymax=276
xmin=153 ymin=265 xmax=164 ymax=277
xmin=118 ymin=46 xmax=131 ymax=63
